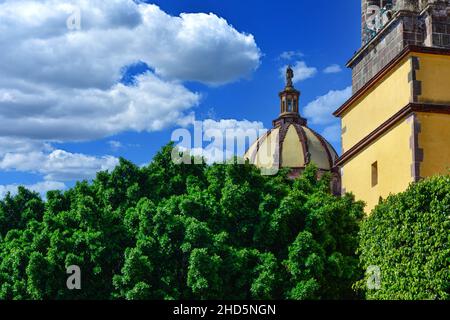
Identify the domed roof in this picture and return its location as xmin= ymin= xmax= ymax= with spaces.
xmin=244 ymin=66 xmax=338 ymax=174
xmin=244 ymin=122 xmax=338 ymax=172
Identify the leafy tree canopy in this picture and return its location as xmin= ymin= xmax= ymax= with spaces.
xmin=0 ymin=143 xmax=364 ymax=300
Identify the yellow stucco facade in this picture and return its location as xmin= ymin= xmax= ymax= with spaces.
xmin=340 ymin=57 xmax=412 ymax=152
xmin=335 ymin=49 xmax=450 ymax=212
xmin=416 ymin=53 xmax=450 ymax=104
xmin=416 ymin=112 xmax=450 ymax=178
xmin=341 ymin=119 xmax=415 ymax=211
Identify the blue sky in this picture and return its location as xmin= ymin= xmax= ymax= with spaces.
xmin=0 ymin=0 xmax=361 ymax=197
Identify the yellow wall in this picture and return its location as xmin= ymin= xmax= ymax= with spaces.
xmin=415 ymin=53 xmax=450 ymax=104
xmin=341 ymin=118 xmax=414 ymax=212
xmin=417 ymin=112 xmax=450 ymax=177
xmin=340 ymin=51 xmax=450 ymax=213
xmin=341 ymin=57 xmax=412 ymax=152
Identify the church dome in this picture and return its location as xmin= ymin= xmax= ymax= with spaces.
xmin=244 ymin=66 xmax=338 ymax=175
xmin=245 ymin=122 xmax=338 ymax=172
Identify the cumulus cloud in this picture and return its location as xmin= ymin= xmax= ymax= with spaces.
xmin=323 ymin=64 xmax=343 ymax=74
xmin=108 ymin=140 xmax=124 ymax=152
xmin=0 ymin=1 xmax=263 ymax=188
xmin=0 ymin=0 xmax=261 ymax=142
xmin=174 ymin=119 xmax=266 ymax=164
xmin=279 ymin=51 xmax=304 ymax=60
xmin=303 ymin=87 xmax=352 ymax=126
xmin=0 ymin=149 xmax=119 ymax=181
xmin=0 ymin=138 xmax=52 ymax=158
xmin=280 ymin=61 xmax=317 ymax=83
xmin=0 ymin=137 xmax=118 ymax=196
xmin=303 ymin=87 xmax=351 ymax=149
xmin=0 ymin=73 xmax=200 ymax=140
xmin=0 ymin=0 xmax=260 ymax=86
xmin=0 ymin=181 xmax=67 ymax=199
xmin=202 ymin=119 xmax=265 ymax=137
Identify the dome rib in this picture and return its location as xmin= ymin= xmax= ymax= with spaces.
xmin=324 ymin=140 xmax=338 ymax=164
xmin=278 ymin=123 xmax=291 ymax=167
xmin=245 ymin=124 xmax=338 ymax=172
xmin=293 ymin=124 xmax=311 ymax=165
xmin=309 ymin=128 xmax=334 ymax=169
xmin=248 ymin=129 xmax=271 ymax=163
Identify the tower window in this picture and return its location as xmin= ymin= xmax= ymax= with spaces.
xmin=287 ymin=99 xmax=293 ymax=112
xmin=371 ymin=161 xmax=378 ymax=187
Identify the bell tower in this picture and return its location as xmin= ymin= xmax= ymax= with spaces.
xmin=353 ymin=0 xmax=450 ymax=92
xmin=361 ymin=0 xmax=394 ymax=45
xmin=334 ymin=0 xmax=450 ymax=212
xmin=273 ymin=66 xmax=307 ymax=127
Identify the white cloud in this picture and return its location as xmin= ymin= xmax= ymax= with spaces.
xmin=0 ymin=138 xmax=52 ymax=158
xmin=280 ymin=61 xmax=317 ymax=83
xmin=0 ymin=0 xmax=260 ymax=87
xmin=202 ymin=119 xmax=265 ymax=137
xmin=0 ymin=0 xmax=261 ymax=142
xmin=0 ymin=1 xmax=263 ymax=187
xmin=0 ymin=73 xmax=200 ymax=140
xmin=0 ymin=149 xmax=119 ymax=181
xmin=175 ymin=119 xmax=266 ymax=164
xmin=0 ymin=181 xmax=67 ymax=199
xmin=323 ymin=64 xmax=343 ymax=74
xmin=279 ymin=51 xmax=304 ymax=60
xmin=303 ymin=87 xmax=352 ymax=126
xmin=108 ymin=140 xmax=124 ymax=151
xmin=204 ymin=119 xmax=266 ymax=161
xmin=0 ymin=136 xmax=118 ymax=192
xmin=303 ymin=87 xmax=351 ymax=149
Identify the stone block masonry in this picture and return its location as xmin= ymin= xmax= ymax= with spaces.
xmin=351 ymin=1 xmax=450 ymax=93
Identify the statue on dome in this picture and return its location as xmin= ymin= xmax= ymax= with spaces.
xmin=286 ymin=66 xmax=294 ymax=87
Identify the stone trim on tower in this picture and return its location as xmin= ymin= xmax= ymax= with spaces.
xmin=408 ymin=113 xmax=424 ymax=182
xmin=409 ymin=56 xmax=422 ymax=102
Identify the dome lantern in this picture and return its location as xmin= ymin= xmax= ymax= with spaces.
xmin=273 ymin=66 xmax=307 ymax=127
xmin=245 ymin=67 xmax=341 ymax=193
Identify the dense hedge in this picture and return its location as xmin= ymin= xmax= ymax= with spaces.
xmin=357 ymin=175 xmax=450 ymax=300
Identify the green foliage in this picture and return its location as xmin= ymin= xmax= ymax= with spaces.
xmin=357 ymin=175 xmax=450 ymax=300
xmin=0 ymin=143 xmax=364 ymax=300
